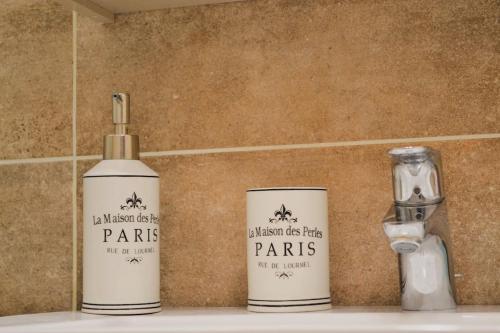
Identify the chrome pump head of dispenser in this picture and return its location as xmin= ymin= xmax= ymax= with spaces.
xmin=103 ymin=93 xmax=139 ymax=160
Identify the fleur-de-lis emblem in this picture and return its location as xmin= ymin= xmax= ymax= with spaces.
xmin=269 ymin=204 xmax=298 ymax=223
xmin=127 ymin=192 xmax=142 ymax=208
xmin=275 ymin=204 xmax=292 ymax=221
xmin=121 ymin=192 xmax=147 ymax=210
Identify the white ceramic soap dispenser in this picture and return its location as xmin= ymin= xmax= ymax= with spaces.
xmin=82 ymin=93 xmax=161 ymax=315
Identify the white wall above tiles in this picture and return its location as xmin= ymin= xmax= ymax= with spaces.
xmin=57 ymin=0 xmax=246 ymax=23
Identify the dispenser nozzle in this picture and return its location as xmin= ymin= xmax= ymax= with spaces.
xmin=104 ymin=92 xmax=139 ymax=160
xmin=112 ymin=93 xmax=130 ymax=135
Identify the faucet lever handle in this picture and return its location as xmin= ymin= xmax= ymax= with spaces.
xmin=389 ymin=146 xmax=444 ymax=205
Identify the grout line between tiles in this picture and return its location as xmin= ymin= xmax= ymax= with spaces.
xmin=71 ymin=10 xmax=78 ymax=312
xmin=0 ymin=156 xmax=73 ymax=166
xmin=84 ymin=133 xmax=500 ymax=160
xmin=0 ymin=133 xmax=499 ymax=166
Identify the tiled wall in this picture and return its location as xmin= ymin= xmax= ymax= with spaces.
xmin=0 ymin=0 xmax=499 ymax=316
xmin=0 ymin=0 xmax=73 ymax=316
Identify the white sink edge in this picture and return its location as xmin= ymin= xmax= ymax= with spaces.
xmin=1 ymin=306 xmax=500 ymax=333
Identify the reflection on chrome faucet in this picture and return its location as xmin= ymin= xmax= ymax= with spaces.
xmin=383 ymin=147 xmax=456 ymax=311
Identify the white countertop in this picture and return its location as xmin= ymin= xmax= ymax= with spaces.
xmin=1 ymin=306 xmax=500 ymax=333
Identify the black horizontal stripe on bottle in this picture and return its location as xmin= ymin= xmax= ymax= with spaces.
xmin=248 ymin=301 xmax=331 ymax=308
xmin=247 ymin=188 xmax=326 ymax=192
xmin=82 ymin=301 xmax=160 ymax=306
xmin=83 ymin=175 xmax=159 ymax=178
xmin=81 ymin=305 xmax=161 ymax=311
xmin=95 ymin=312 xmax=160 ymax=316
xmin=247 ymin=297 xmax=330 ymax=302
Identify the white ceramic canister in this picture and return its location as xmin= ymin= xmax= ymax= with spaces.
xmin=246 ymin=187 xmax=331 ymax=312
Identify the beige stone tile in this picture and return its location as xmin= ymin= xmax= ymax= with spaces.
xmin=0 ymin=0 xmax=72 ymax=159
xmin=441 ymin=140 xmax=500 ymax=304
xmin=77 ymin=0 xmax=499 ymax=156
xmin=0 ymin=162 xmax=73 ymax=316
xmin=146 ymin=145 xmax=399 ymax=306
xmin=155 ymin=139 xmax=500 ymax=306
xmin=76 ymin=139 xmax=499 ymax=306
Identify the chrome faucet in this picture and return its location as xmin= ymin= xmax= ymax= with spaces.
xmin=382 ymin=147 xmax=457 ymax=310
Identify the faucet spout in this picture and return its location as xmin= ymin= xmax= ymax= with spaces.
xmin=383 ymin=147 xmax=456 ymax=311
